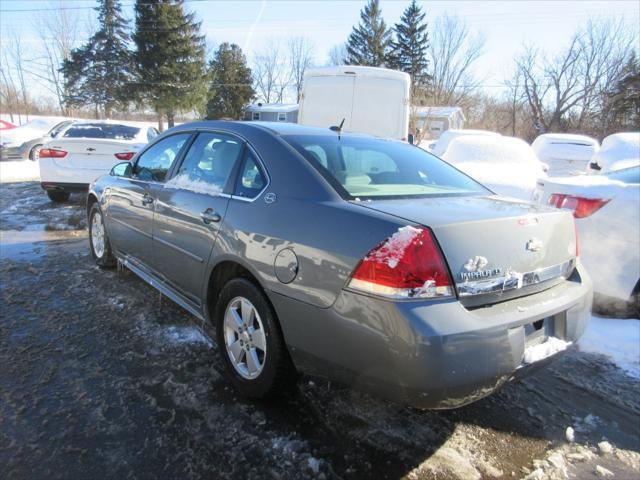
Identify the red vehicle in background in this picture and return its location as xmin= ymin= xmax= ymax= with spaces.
xmin=0 ymin=120 xmax=17 ymax=130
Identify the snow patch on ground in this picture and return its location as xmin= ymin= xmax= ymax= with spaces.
xmin=163 ymin=325 xmax=213 ymax=347
xmin=579 ymin=315 xmax=640 ymax=379
xmin=0 ymin=160 xmax=40 ymax=183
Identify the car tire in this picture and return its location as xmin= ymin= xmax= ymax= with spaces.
xmin=29 ymin=144 xmax=42 ymax=161
xmin=215 ymin=278 xmax=296 ymax=398
xmin=88 ymin=203 xmax=116 ymax=268
xmin=47 ymin=190 xmax=70 ymax=203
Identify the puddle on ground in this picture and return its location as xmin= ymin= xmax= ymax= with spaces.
xmin=0 ymin=230 xmax=86 ymax=260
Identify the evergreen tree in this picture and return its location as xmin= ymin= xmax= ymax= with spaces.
xmin=389 ymin=0 xmax=430 ymax=87
xmin=63 ymin=0 xmax=132 ymax=117
xmin=205 ymin=43 xmax=255 ymax=120
xmin=346 ymin=0 xmax=391 ymax=67
xmin=607 ymin=53 xmax=640 ymax=130
xmin=133 ymin=0 xmax=208 ymax=128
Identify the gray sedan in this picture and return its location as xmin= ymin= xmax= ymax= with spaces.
xmin=87 ymin=121 xmax=592 ymax=409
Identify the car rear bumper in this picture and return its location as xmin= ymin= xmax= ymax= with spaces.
xmin=0 ymin=145 xmax=28 ymax=161
xmin=41 ymin=182 xmax=89 ymax=193
xmin=271 ymin=263 xmax=592 ymax=409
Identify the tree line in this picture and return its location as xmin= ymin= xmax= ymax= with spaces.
xmin=1 ymin=0 xmax=637 ymax=139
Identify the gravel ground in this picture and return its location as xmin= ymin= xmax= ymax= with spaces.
xmin=1 ymin=182 xmax=639 ymax=480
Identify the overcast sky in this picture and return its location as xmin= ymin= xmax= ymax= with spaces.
xmin=1 ymin=0 xmax=639 ymax=100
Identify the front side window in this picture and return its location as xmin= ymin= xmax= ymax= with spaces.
xmin=166 ymin=132 xmax=243 ymax=195
xmin=134 ymin=133 xmax=190 ymax=182
xmin=234 ymin=149 xmax=267 ymax=199
xmin=283 ymin=135 xmax=489 ymax=199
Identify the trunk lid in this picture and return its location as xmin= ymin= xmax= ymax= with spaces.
xmin=354 ymin=195 xmax=577 ymax=306
xmin=48 ymin=138 xmax=143 ymax=171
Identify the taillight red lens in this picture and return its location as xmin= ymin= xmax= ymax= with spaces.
xmin=39 ymin=148 xmax=67 ymax=158
xmin=348 ymin=226 xmax=453 ymax=299
xmin=548 ymin=194 xmax=610 ymax=218
xmin=115 ymin=152 xmax=135 ymax=160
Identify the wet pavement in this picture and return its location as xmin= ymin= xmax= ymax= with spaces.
xmin=1 ymin=182 xmax=639 ymax=480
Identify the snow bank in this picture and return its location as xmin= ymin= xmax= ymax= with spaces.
xmin=579 ymin=315 xmax=640 ymax=379
xmin=443 ymin=136 xmax=546 ymax=200
xmin=0 ymin=160 xmax=40 ymax=183
xmin=431 ymin=129 xmax=500 ymax=157
xmin=531 ymin=133 xmax=599 ymax=176
xmin=590 ymin=132 xmax=640 ymax=172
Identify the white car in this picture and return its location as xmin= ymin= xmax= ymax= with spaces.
xmin=442 ymin=135 xmax=547 ymax=200
xmin=531 ymin=133 xmax=599 ymax=176
xmin=39 ymin=121 xmax=158 ymax=202
xmin=534 ymin=166 xmax=640 ymax=316
xmin=589 ymin=132 xmax=640 ymax=173
xmin=429 ymin=129 xmax=501 ymax=157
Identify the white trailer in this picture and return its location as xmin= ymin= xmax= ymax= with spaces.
xmin=298 ymin=66 xmax=411 ymax=141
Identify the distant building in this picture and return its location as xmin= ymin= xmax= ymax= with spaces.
xmin=243 ymin=103 xmax=299 ymax=123
xmin=414 ymin=106 xmax=465 ymax=139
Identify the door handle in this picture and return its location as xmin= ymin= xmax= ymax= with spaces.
xmin=200 ymin=208 xmax=221 ymax=224
xmin=142 ymin=194 xmax=154 ymax=205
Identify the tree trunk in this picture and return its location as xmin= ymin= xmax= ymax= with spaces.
xmin=157 ymin=109 xmax=164 ymax=132
xmin=167 ymin=109 xmax=175 ymax=128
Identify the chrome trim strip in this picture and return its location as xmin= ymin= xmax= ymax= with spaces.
xmin=122 ymin=257 xmax=204 ymax=320
xmin=457 ymin=259 xmax=575 ymax=297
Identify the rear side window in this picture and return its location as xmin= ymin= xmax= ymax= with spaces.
xmin=168 ymin=132 xmax=243 ymax=195
xmin=234 ymin=149 xmax=267 ymax=199
xmin=134 ymin=133 xmax=190 ymax=182
xmin=283 ymin=134 xmax=489 ymax=199
xmin=63 ymin=123 xmax=141 ymax=140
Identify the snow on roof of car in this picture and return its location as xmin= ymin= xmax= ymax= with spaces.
xmin=532 ymin=133 xmax=599 ymax=147
xmin=431 ymin=129 xmax=501 ymax=156
xmin=532 ymin=133 xmax=600 ymax=165
xmin=591 ymin=132 xmax=640 ymax=172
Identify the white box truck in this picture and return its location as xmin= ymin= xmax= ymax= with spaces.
xmin=298 ymin=66 xmax=411 ymax=141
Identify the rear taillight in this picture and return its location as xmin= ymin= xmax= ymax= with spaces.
xmin=548 ymin=194 xmax=610 ymax=218
xmin=115 ymin=152 xmax=135 ymax=160
xmin=347 ymin=226 xmax=454 ymax=299
xmin=39 ymin=148 xmax=67 ymax=158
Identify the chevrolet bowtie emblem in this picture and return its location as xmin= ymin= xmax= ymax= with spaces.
xmin=526 ymin=238 xmax=543 ymax=252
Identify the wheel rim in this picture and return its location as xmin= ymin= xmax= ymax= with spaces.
xmin=91 ymin=211 xmax=106 ymax=258
xmin=223 ymin=296 xmax=267 ymax=380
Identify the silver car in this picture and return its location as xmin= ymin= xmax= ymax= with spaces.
xmin=0 ymin=120 xmax=75 ymax=161
xmin=87 ymin=121 xmax=592 ymax=409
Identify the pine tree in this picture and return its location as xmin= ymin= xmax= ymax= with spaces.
xmin=63 ymin=0 xmax=132 ymax=117
xmin=389 ymin=0 xmax=431 ymax=87
xmin=133 ymin=0 xmax=208 ymax=128
xmin=346 ymin=0 xmax=391 ymax=67
xmin=205 ymin=43 xmax=255 ymax=120
xmin=607 ymin=53 xmax=640 ymax=130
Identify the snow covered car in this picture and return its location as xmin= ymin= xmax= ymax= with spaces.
xmin=588 ymin=132 xmax=640 ymax=173
xmin=429 ymin=129 xmax=501 ymax=157
xmin=86 ymin=121 xmax=592 ymax=409
xmin=0 ymin=120 xmax=75 ymax=161
xmin=531 ymin=133 xmax=599 ymax=176
xmin=534 ymin=166 xmax=640 ymax=316
xmin=39 ymin=121 xmax=159 ymax=202
xmin=442 ymin=135 xmax=547 ymax=200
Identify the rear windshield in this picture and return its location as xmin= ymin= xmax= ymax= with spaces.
xmin=63 ymin=123 xmax=140 ymax=140
xmin=283 ymin=134 xmax=489 ymax=199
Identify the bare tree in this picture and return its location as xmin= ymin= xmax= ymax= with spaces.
xmin=516 ymin=18 xmax=635 ymax=134
xmin=288 ymin=37 xmax=314 ymax=103
xmin=253 ymin=41 xmax=292 ymax=103
xmin=27 ymin=1 xmax=80 ymax=114
xmin=428 ymin=14 xmax=485 ymax=106
xmin=326 ymin=43 xmax=348 ymax=66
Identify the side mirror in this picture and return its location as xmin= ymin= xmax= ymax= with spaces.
xmin=408 ymin=133 xmax=415 ymax=145
xmin=111 ymin=161 xmax=132 ymax=177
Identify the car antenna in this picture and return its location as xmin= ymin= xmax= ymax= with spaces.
xmin=330 ymin=118 xmax=345 ymax=139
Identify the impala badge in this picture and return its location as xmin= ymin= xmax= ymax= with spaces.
xmin=526 ymin=238 xmax=544 ymax=252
